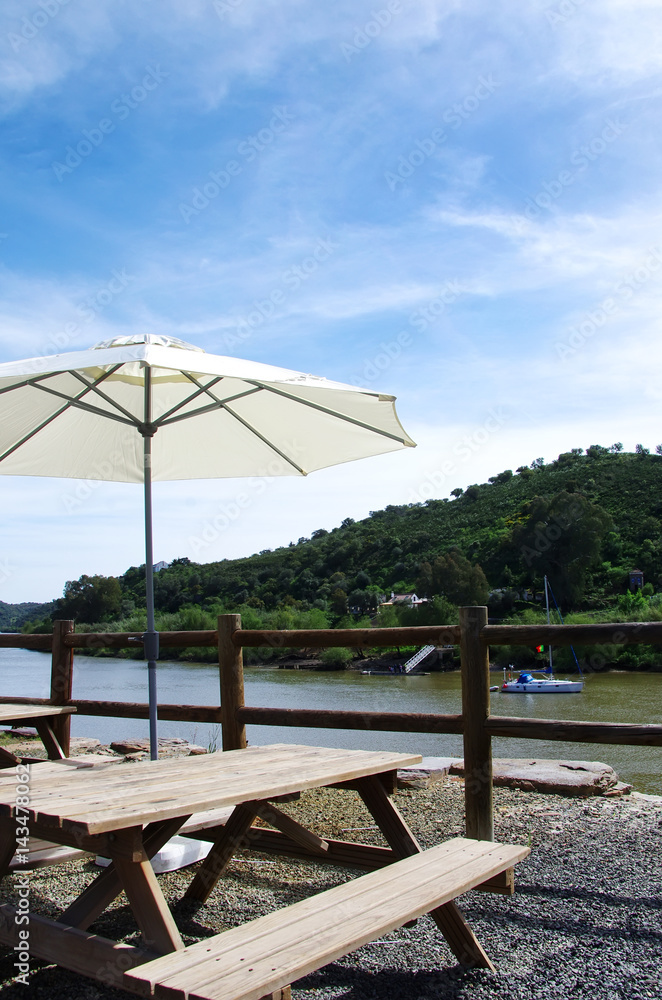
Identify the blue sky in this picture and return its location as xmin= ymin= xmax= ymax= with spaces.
xmin=1 ymin=0 xmax=662 ymax=603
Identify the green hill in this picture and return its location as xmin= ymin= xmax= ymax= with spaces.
xmin=121 ymin=444 xmax=660 ymax=617
xmin=21 ymin=445 xmax=662 ymax=646
xmin=0 ymin=600 xmax=55 ymax=632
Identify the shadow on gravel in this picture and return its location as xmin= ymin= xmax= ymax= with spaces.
xmin=484 ymin=901 xmax=662 ymax=944
xmin=517 ymin=882 xmax=662 ymax=911
xmin=295 ymin=963 xmax=490 ymax=999
xmin=0 ymin=955 xmax=133 ymax=1000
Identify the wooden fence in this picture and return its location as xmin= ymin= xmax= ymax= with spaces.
xmin=1 ymin=608 xmax=662 ymax=841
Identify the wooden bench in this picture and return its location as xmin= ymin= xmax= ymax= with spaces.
xmin=9 ymin=837 xmax=92 ymax=871
xmin=0 ymin=703 xmax=76 ymax=767
xmin=126 ymin=837 xmax=529 ymax=1000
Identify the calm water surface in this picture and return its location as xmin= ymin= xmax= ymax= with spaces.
xmin=1 ymin=649 xmax=660 ymax=794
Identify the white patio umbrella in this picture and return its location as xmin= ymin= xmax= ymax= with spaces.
xmin=0 ymin=334 xmax=415 ymax=758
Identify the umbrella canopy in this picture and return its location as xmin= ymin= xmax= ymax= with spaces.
xmin=0 ymin=334 xmax=414 ymax=481
xmin=0 ymin=334 xmax=416 ymax=756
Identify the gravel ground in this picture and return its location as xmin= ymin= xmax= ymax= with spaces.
xmin=0 ymin=777 xmax=660 ymax=1000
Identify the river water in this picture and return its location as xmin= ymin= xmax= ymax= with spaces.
xmin=1 ymin=648 xmax=660 ymax=794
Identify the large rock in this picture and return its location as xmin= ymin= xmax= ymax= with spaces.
xmin=397 ymin=757 xmax=461 ymax=789
xmin=69 ymin=737 xmax=102 ymax=753
xmin=449 ymin=758 xmax=632 ymax=797
xmin=110 ymin=737 xmax=207 ymax=757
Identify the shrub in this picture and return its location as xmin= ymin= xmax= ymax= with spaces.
xmin=319 ymin=646 xmax=354 ymax=668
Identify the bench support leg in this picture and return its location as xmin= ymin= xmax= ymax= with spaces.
xmin=356 ymin=776 xmax=494 ymax=971
xmin=185 ymin=802 xmax=259 ymax=904
xmin=59 ymin=816 xmax=189 ymax=930
xmin=255 ymin=802 xmax=330 ymax=857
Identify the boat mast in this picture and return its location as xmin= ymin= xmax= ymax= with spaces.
xmin=544 ymin=574 xmax=553 ymax=675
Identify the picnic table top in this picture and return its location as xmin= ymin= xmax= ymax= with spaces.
xmin=0 ymin=702 xmax=76 ymax=722
xmin=0 ymin=743 xmax=421 ymax=836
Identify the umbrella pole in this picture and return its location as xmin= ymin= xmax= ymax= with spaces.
xmin=143 ymin=372 xmax=159 ymax=761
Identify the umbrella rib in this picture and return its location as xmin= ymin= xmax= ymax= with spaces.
xmin=176 ymin=374 xmax=306 ymax=472
xmin=157 ymin=387 xmax=263 ymax=428
xmin=158 ymin=401 xmax=227 ymax=426
xmin=244 ymin=381 xmax=412 ymax=445
xmin=222 ymin=403 xmax=308 ymax=474
xmin=181 ymin=372 xmax=264 ymax=408
xmin=30 ymin=383 xmax=137 ymax=427
xmin=0 ymin=400 xmax=74 ymax=464
xmin=0 ymin=368 xmax=122 ymax=463
xmin=0 ymin=362 xmax=122 ymax=397
xmin=69 ymin=370 xmax=143 ymax=427
xmin=151 ymin=376 xmax=225 ymax=426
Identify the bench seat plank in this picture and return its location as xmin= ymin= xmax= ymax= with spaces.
xmin=9 ymin=840 xmax=92 ymax=871
xmin=0 ymin=703 xmax=76 ymax=722
xmin=126 ymin=838 xmax=529 ymax=1000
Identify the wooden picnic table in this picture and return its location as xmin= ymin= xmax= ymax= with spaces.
xmin=0 ymin=743 xmax=529 ymax=999
xmin=0 ymin=702 xmax=75 ymax=765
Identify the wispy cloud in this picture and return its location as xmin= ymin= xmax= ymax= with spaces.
xmin=1 ymin=0 xmax=662 ymax=599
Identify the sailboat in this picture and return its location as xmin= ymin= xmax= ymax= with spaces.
xmin=501 ymin=576 xmax=584 ymax=693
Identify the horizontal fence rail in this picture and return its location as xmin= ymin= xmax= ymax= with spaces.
xmin=0 ymin=695 xmax=223 ymax=723
xmin=483 ymin=622 xmax=662 ymax=646
xmin=1 ymin=609 xmax=661 ymax=841
xmin=3 ymin=696 xmax=659 ymax=746
xmin=6 ymin=620 xmax=662 ymax=651
xmin=486 ymin=716 xmax=662 ymax=746
xmin=0 ymin=634 xmax=52 ymax=650
xmin=237 ymin=706 xmax=464 ymax=734
xmin=234 ymin=626 xmax=461 ymax=648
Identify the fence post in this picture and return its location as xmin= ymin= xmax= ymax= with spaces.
xmin=50 ymin=620 xmax=74 ymax=757
xmin=459 ymin=606 xmax=493 ymax=841
xmin=218 ymin=614 xmax=247 ymax=751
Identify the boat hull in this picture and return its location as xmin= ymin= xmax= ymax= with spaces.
xmin=501 ymin=680 xmax=583 ymax=693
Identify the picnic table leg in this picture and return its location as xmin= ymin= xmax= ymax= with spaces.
xmin=59 ymin=816 xmax=189 ymax=930
xmin=0 ymin=818 xmax=17 ymax=879
xmin=112 ymin=855 xmax=184 ymax=955
xmin=34 ymin=718 xmax=67 ymax=760
xmin=185 ymin=802 xmax=259 ymax=904
xmin=356 ymin=775 xmax=494 ymax=971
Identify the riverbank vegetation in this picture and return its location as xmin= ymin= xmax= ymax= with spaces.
xmin=15 ymin=445 xmax=662 ymax=671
